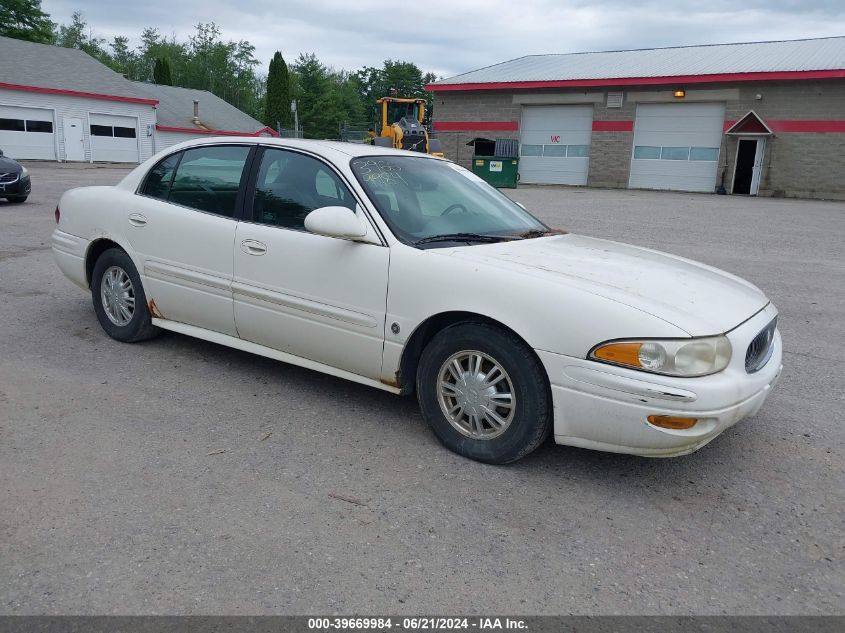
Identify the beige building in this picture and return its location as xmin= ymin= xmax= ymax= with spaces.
xmin=427 ymin=37 xmax=845 ymax=200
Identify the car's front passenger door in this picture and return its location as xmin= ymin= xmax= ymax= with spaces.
xmin=232 ymin=147 xmax=389 ymax=380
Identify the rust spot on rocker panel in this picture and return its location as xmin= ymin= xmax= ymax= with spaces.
xmin=380 ymin=371 xmax=402 ymax=389
xmin=148 ymin=298 xmax=164 ymax=319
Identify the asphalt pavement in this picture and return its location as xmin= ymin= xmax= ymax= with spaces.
xmin=1 ymin=162 xmax=842 ymax=614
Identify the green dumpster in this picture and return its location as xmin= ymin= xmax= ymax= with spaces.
xmin=468 ymin=138 xmax=519 ymax=188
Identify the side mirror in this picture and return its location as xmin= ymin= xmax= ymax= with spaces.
xmin=0 ymin=149 xmax=4 ymax=157
xmin=304 ymin=205 xmax=368 ymax=240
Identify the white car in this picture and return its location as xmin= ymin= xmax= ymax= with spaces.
xmin=52 ymin=138 xmax=782 ymax=463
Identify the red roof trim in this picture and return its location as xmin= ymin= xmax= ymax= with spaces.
xmin=768 ymin=119 xmax=845 ymax=133
xmin=0 ymin=82 xmax=159 ymax=105
xmin=592 ymin=120 xmax=634 ymax=132
xmin=156 ymin=124 xmax=280 ymax=137
xmin=426 ymin=69 xmax=845 ymax=92
xmin=725 ymin=111 xmax=774 ymax=135
xmin=723 ymin=119 xmax=845 ymax=133
xmin=433 ymin=120 xmax=518 ymax=132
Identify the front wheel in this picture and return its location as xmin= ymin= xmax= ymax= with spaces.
xmin=416 ymin=322 xmax=552 ymax=464
xmin=91 ymin=248 xmax=160 ymax=342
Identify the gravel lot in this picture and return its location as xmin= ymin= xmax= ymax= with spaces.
xmin=1 ymin=162 xmax=843 ymax=615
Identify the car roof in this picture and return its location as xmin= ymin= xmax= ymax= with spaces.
xmin=169 ymin=136 xmax=443 ymax=160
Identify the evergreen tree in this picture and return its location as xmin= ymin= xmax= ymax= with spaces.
xmin=264 ymin=51 xmax=292 ymax=130
xmin=0 ymin=0 xmax=54 ymax=44
xmin=153 ymin=57 xmax=173 ymax=85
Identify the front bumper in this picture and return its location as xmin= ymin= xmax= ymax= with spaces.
xmin=0 ymin=174 xmax=31 ymax=197
xmin=538 ymin=303 xmax=782 ymax=457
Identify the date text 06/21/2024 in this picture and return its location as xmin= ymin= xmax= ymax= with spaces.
xmin=307 ymin=617 xmax=528 ymax=630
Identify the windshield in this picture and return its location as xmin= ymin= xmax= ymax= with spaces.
xmin=350 ymin=156 xmax=546 ymax=245
xmin=387 ymin=101 xmax=419 ymax=123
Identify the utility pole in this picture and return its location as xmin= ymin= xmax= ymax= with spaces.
xmin=291 ymin=99 xmax=299 ymax=138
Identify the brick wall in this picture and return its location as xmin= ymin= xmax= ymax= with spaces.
xmin=430 ymin=91 xmax=519 ymax=169
xmin=430 ymin=80 xmax=845 ymax=200
xmin=724 ymin=81 xmax=845 ymax=199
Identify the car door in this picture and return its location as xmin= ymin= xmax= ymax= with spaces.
xmin=233 ymin=146 xmax=389 ymax=379
xmin=128 ymin=144 xmax=254 ymax=337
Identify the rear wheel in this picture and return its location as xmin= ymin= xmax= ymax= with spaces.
xmin=416 ymin=322 xmax=552 ymax=464
xmin=91 ymin=248 xmax=160 ymax=342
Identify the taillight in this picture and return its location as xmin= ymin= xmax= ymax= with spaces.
xmin=54 ymin=206 xmax=60 ymax=224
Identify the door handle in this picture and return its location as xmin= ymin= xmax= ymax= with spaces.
xmin=240 ymin=239 xmax=267 ymax=256
xmin=128 ymin=213 xmax=147 ymax=227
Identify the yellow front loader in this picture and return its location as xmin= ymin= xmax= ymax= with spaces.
xmin=369 ymin=97 xmax=444 ymax=157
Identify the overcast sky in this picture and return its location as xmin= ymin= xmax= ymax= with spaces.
xmin=41 ymin=0 xmax=844 ymax=78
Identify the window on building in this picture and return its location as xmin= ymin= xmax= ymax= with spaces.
xmin=635 ymin=146 xmax=718 ymax=162
xmin=542 ymin=145 xmax=567 ymax=157
xmin=633 ymin=146 xmax=661 ymax=160
xmin=660 ymin=147 xmax=691 ymax=161
xmin=25 ymin=120 xmax=53 ymax=133
xmin=91 ymin=124 xmax=136 ymax=138
xmin=0 ymin=118 xmax=26 ymax=132
xmin=520 ymin=145 xmax=543 ymax=157
xmin=90 ymin=124 xmax=112 ymax=137
xmin=689 ymin=147 xmax=720 ymax=161
xmin=113 ymin=126 xmax=137 ymax=138
xmin=566 ymin=145 xmax=590 ymax=157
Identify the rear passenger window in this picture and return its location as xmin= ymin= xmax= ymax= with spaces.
xmin=141 ymin=152 xmax=180 ymax=200
xmin=251 ymin=148 xmax=355 ymax=230
xmin=169 ymin=145 xmax=251 ymax=217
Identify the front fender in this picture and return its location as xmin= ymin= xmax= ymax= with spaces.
xmin=381 ymin=243 xmax=689 ymax=383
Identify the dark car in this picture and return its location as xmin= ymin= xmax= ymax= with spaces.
xmin=0 ymin=149 xmax=32 ymax=203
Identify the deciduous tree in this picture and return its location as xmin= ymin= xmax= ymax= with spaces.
xmin=0 ymin=0 xmax=54 ymax=44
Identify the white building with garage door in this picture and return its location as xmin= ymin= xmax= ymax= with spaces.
xmin=0 ymin=36 xmax=275 ymax=164
xmin=428 ymin=36 xmax=845 ymax=200
xmin=0 ymin=36 xmax=156 ymax=163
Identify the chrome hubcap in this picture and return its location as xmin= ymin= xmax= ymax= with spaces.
xmin=100 ymin=266 xmax=135 ymax=326
xmin=437 ymin=350 xmax=515 ymax=440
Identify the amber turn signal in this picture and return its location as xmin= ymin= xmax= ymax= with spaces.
xmin=647 ymin=415 xmax=698 ymax=430
xmin=592 ymin=342 xmax=642 ymax=366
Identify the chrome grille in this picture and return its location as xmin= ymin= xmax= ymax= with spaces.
xmin=0 ymin=173 xmax=19 ymax=184
xmin=745 ymin=317 xmax=777 ymax=373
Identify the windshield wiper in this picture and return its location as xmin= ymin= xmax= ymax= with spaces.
xmin=414 ymin=233 xmax=516 ymax=246
xmin=520 ymin=228 xmax=569 ymax=239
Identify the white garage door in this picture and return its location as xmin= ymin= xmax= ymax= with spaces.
xmin=628 ymin=103 xmax=725 ymax=192
xmin=519 ymin=105 xmax=592 ymax=185
xmin=90 ymin=113 xmax=139 ymax=163
xmin=0 ymin=105 xmax=56 ymax=160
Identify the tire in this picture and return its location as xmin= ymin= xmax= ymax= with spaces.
xmin=5 ymin=196 xmax=27 ymax=203
xmin=90 ymin=248 xmax=160 ymax=343
xmin=416 ymin=322 xmax=552 ymax=464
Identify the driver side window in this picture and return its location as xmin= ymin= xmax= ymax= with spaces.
xmin=251 ymin=148 xmax=356 ymax=230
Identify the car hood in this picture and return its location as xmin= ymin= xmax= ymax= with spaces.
xmin=0 ymin=156 xmax=22 ymax=173
xmin=440 ymin=234 xmax=768 ymax=336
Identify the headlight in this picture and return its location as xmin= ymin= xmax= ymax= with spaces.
xmin=589 ymin=335 xmax=732 ymax=377
xmin=20 ymin=166 xmax=28 ymax=177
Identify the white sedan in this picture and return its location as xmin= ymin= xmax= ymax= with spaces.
xmin=52 ymin=138 xmax=782 ymax=463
